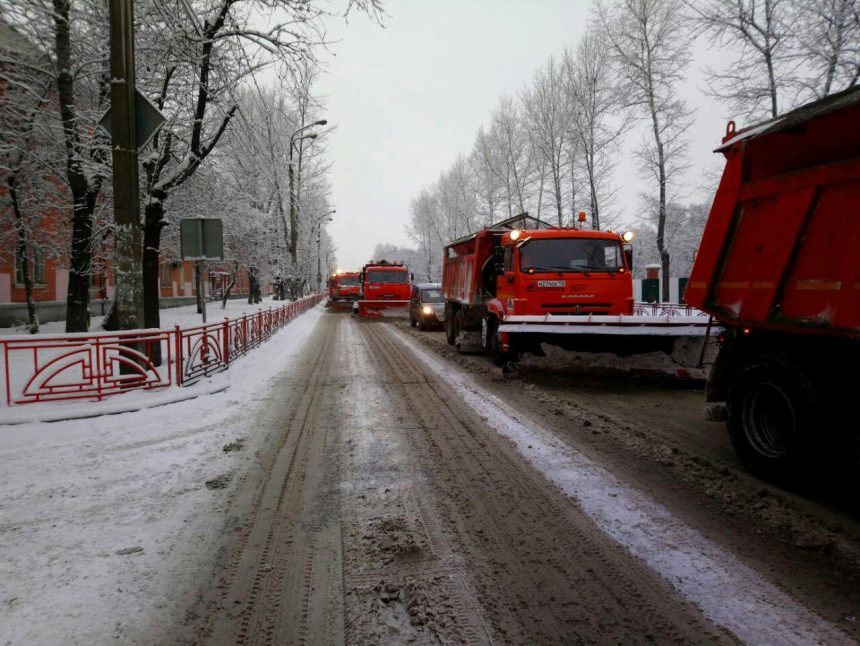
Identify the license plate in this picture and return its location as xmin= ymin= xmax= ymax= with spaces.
xmin=537 ymin=280 xmax=565 ymax=288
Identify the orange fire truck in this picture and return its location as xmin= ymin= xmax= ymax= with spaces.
xmin=355 ymin=260 xmax=412 ymax=318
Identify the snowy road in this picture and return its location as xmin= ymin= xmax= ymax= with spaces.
xmin=185 ymin=310 xmax=858 ymax=644
xmin=3 ymin=306 xmax=859 ymax=644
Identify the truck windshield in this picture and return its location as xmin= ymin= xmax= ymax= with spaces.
xmin=421 ymin=289 xmax=443 ymax=302
xmin=338 ymin=275 xmax=360 ymax=286
xmin=519 ymin=238 xmax=623 ymax=273
xmin=367 ymin=270 xmax=408 ymax=284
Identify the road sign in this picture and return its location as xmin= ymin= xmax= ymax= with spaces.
xmin=99 ymin=88 xmax=166 ymax=152
xmin=181 ymin=218 xmax=224 ymax=260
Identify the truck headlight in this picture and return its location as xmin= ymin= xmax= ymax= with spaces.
xmin=421 ymin=305 xmax=433 ymax=315
xmin=622 ymin=231 xmax=635 ymax=243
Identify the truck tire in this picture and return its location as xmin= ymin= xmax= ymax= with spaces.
xmin=485 ymin=317 xmax=503 ymax=365
xmin=453 ymin=309 xmax=465 ymax=349
xmin=727 ymin=361 xmax=816 ymax=481
xmin=445 ymin=305 xmax=456 ymax=345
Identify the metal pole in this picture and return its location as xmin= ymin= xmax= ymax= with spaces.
xmin=316 ymin=220 xmax=322 ymax=292
xmin=197 ymin=260 xmax=207 ymax=323
xmin=288 ymin=142 xmax=297 ymax=273
xmin=109 ymin=0 xmax=144 ymax=330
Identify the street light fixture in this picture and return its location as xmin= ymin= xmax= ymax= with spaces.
xmin=316 ymin=209 xmax=336 ymax=292
xmin=287 ymin=119 xmax=327 ymax=296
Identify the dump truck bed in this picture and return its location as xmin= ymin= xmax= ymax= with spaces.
xmin=685 ymin=86 xmax=860 ymax=338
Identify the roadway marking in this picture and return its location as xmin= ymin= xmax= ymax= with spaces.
xmin=386 ymin=324 xmax=851 ymax=646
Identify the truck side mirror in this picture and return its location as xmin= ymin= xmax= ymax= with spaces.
xmin=410 ymin=273 xmax=414 ymax=281
xmin=624 ymin=247 xmax=633 ymax=271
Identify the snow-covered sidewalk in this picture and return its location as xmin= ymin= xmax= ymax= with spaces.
xmin=0 ymin=296 xmax=285 ymax=336
xmin=0 ymin=304 xmax=323 ymax=644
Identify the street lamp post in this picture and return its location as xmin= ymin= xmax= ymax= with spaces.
xmin=288 ymin=119 xmax=327 ymax=296
xmin=316 ymin=209 xmax=336 ymax=292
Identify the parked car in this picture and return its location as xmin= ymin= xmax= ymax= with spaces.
xmin=409 ymin=282 xmax=444 ymax=330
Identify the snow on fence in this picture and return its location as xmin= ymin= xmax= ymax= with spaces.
xmin=0 ymin=295 xmax=324 ymax=406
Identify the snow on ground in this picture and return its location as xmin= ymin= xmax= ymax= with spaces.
xmin=0 ymin=304 xmax=323 ymax=645
xmin=387 ymin=324 xmax=851 ymax=646
xmin=0 ymin=296 xmax=284 ymax=336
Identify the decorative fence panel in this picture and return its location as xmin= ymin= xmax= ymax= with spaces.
xmin=0 ymin=295 xmax=323 ymax=407
xmin=633 ymin=302 xmax=710 ymax=318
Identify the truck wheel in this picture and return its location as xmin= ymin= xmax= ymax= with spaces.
xmin=445 ymin=307 xmax=456 ymax=345
xmin=485 ymin=317 xmax=503 ymax=365
xmin=453 ymin=310 xmax=465 ymax=349
xmin=727 ymin=363 xmax=814 ymax=481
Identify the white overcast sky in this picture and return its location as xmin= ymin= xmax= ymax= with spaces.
xmin=316 ymin=0 xmax=727 ymax=269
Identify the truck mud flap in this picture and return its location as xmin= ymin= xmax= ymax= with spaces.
xmin=455 ymin=330 xmax=484 ymax=354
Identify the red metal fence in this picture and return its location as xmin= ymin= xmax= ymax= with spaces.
xmin=0 ymin=295 xmax=323 ymax=406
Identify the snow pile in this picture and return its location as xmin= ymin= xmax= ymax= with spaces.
xmin=518 ymin=336 xmax=715 ymax=380
xmin=0 ymin=305 xmax=323 ymax=644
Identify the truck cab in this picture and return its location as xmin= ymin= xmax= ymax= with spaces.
xmin=329 ymin=271 xmax=361 ymax=304
xmin=494 ymin=229 xmax=633 ymax=317
xmin=360 ymin=260 xmax=412 ymax=302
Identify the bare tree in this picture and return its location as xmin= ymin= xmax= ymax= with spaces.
xmin=436 ymin=155 xmax=479 ymax=242
xmin=792 ymin=0 xmax=860 ymax=99
xmin=407 ymin=189 xmax=443 ymax=281
xmin=490 ymin=96 xmax=535 ymax=217
xmin=565 ymin=35 xmax=629 ymax=230
xmin=686 ymin=0 xmax=796 ymax=119
xmin=522 ymin=57 xmax=569 ymax=225
xmin=599 ymin=0 xmax=695 ymax=301
xmin=3 ymin=0 xmax=112 ymax=331
xmin=470 ymin=126 xmax=506 ymax=226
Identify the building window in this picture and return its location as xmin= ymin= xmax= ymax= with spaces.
xmin=161 ymin=263 xmax=172 ymax=288
xmin=15 ymin=248 xmax=45 ymax=285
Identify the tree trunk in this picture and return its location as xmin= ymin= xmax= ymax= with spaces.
xmin=53 ymin=0 xmax=97 ymax=333
xmin=142 ymin=197 xmax=164 ymax=363
xmin=66 ymin=198 xmax=94 ymax=332
xmin=15 ymin=237 xmax=38 ymax=334
xmin=7 ymin=172 xmax=39 ymax=333
xmin=554 ymin=172 xmax=563 ymax=228
xmin=221 ymin=264 xmax=236 ymax=308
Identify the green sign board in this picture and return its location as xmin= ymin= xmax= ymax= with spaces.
xmin=98 ymin=88 xmax=166 ymax=152
xmin=180 ymin=218 xmax=223 ymax=260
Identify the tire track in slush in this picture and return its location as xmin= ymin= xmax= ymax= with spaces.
xmin=383 ymin=323 xmax=852 ymax=646
xmin=359 ymin=321 xmax=730 ymax=644
xmin=336 ymin=317 xmax=494 ymax=645
xmin=202 ymin=318 xmax=338 ymax=646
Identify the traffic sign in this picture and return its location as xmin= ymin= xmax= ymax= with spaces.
xmin=99 ymin=88 xmax=166 ymax=152
xmin=181 ymin=218 xmax=224 ymax=260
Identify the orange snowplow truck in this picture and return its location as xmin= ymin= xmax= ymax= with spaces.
xmin=356 ymin=260 xmax=412 ymax=318
xmin=442 ymin=223 xmax=694 ymax=362
xmin=327 ymin=271 xmax=361 ymax=309
xmin=686 ymin=86 xmax=860 ymax=480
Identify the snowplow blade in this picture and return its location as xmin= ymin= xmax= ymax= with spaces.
xmin=357 ymin=300 xmax=410 ymax=319
xmin=499 ymin=307 xmax=721 ymax=379
xmin=329 ymin=298 xmax=358 ymax=311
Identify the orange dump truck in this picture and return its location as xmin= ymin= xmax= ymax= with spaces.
xmin=327 ymin=271 xmax=361 ymax=309
xmin=442 ymin=221 xmax=712 ymax=368
xmin=355 ymin=260 xmax=412 ymax=318
xmin=685 ymin=86 xmax=860 ymax=478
